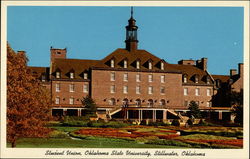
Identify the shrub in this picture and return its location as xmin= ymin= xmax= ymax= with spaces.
xmin=49 ymin=130 xmax=68 ymax=138
xmin=187 ymin=119 xmax=193 ymax=126
xmin=145 ymin=139 xmax=191 ymax=147
xmin=171 ymin=119 xmax=180 ymax=126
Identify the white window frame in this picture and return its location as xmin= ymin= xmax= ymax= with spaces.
xmin=55 ymin=97 xmax=60 ymax=104
xmin=195 ymin=88 xmax=200 ymax=96
xmin=207 ymin=88 xmax=211 ymax=96
xmin=136 ymin=74 xmax=141 ymax=82
xmin=56 ymin=72 xmax=60 ymax=78
xmin=123 ymin=86 xmax=128 ymax=94
xmin=148 ymin=86 xmax=153 ymax=94
xmin=124 ymin=60 xmax=127 ymax=68
xmin=69 ymin=97 xmax=74 ymax=105
xmin=161 ymin=75 xmax=165 ymax=83
xmin=136 ymin=86 xmax=141 ymax=94
xmin=110 ymin=85 xmax=115 ymax=93
xmin=184 ymin=76 xmax=187 ymax=83
xmin=148 ymin=61 xmax=152 ymax=69
xmin=184 ymin=88 xmax=188 ymax=96
xmin=83 ymin=84 xmax=89 ymax=93
xmin=206 ymin=101 xmax=211 ymax=107
xmin=161 ymin=62 xmax=164 ymax=70
xmin=136 ymin=61 xmax=140 ymax=69
xmin=83 ymin=73 xmax=88 ymax=79
xmin=70 ymin=72 xmax=74 ymax=79
xmin=110 ymin=72 xmax=115 ymax=81
xmin=69 ymin=84 xmax=74 ymax=92
xmin=56 ymin=83 xmax=60 ymax=92
xmin=111 ymin=59 xmax=114 ymax=68
xmin=184 ymin=101 xmax=189 ymax=107
xmin=148 ymin=74 xmax=153 ymax=82
xmin=160 ymin=86 xmax=165 ymax=94
xmin=123 ymin=73 xmax=128 ymax=81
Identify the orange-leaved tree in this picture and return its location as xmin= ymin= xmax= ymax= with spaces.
xmin=7 ymin=43 xmax=51 ymax=147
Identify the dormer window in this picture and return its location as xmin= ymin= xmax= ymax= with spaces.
xmin=206 ymin=76 xmax=210 ymax=84
xmin=56 ymin=72 xmax=61 ymax=78
xmin=195 ymin=75 xmax=199 ymax=83
xmin=148 ymin=61 xmax=152 ymax=69
xmin=124 ymin=60 xmax=127 ymax=68
xmin=41 ymin=75 xmax=46 ymax=82
xmin=83 ymin=73 xmax=88 ymax=79
xmin=216 ymin=79 xmax=221 ymax=88
xmin=70 ymin=72 xmax=74 ymax=79
xmin=161 ymin=61 xmax=164 ymax=70
xmin=183 ymin=75 xmax=188 ymax=83
xmin=136 ymin=60 xmax=140 ymax=69
xmin=111 ymin=59 xmax=115 ymax=68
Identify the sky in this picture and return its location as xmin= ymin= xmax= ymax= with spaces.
xmin=7 ymin=6 xmax=243 ymax=75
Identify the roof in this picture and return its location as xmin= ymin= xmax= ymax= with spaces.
xmin=51 ymin=58 xmax=99 ymax=79
xmin=212 ymin=75 xmax=230 ymax=83
xmin=28 ymin=66 xmax=49 ymax=79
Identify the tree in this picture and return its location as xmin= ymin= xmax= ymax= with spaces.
xmin=7 ymin=44 xmax=51 ymax=147
xmin=187 ymin=101 xmax=201 ymax=118
xmin=81 ymin=95 xmax=97 ymax=117
xmin=230 ymin=91 xmax=243 ymax=125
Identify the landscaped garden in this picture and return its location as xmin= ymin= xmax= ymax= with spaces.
xmin=8 ymin=118 xmax=243 ymax=148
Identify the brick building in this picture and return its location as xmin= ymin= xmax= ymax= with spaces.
xmin=27 ymin=10 xmax=243 ymax=122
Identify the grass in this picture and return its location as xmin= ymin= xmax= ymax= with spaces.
xmin=7 ymin=137 xmax=179 ymax=148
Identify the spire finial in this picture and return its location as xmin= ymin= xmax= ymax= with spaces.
xmin=131 ymin=7 xmax=134 ymax=18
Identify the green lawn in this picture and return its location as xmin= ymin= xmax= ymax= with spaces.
xmin=7 ymin=137 xmax=179 ymax=148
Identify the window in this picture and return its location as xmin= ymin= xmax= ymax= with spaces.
xmin=83 ymin=84 xmax=89 ymax=93
xmin=148 ymin=99 xmax=153 ymax=107
xmin=69 ymin=97 xmax=74 ymax=105
xmin=124 ymin=60 xmax=127 ymax=68
xmin=207 ymin=88 xmax=211 ymax=96
xmin=70 ymin=72 xmax=74 ymax=79
xmin=136 ymin=74 xmax=141 ymax=82
xmin=69 ymin=84 xmax=74 ymax=92
xmin=160 ymin=99 xmax=166 ymax=106
xmin=55 ymin=97 xmax=60 ymax=104
xmin=41 ymin=75 xmax=46 ymax=82
xmin=195 ymin=75 xmax=199 ymax=83
xmin=148 ymin=86 xmax=153 ymax=94
xmin=56 ymin=83 xmax=60 ymax=92
xmin=184 ymin=88 xmax=188 ymax=96
xmin=183 ymin=75 xmax=187 ymax=83
xmin=195 ymin=88 xmax=200 ymax=96
xmin=195 ymin=101 xmax=200 ymax=106
xmin=206 ymin=76 xmax=210 ymax=84
xmin=110 ymin=72 xmax=115 ymax=81
xmin=56 ymin=72 xmax=60 ymax=78
xmin=207 ymin=101 xmax=212 ymax=107
xmin=148 ymin=74 xmax=153 ymax=82
xmin=135 ymin=99 xmax=141 ymax=107
xmin=160 ymin=87 xmax=165 ymax=94
xmin=111 ymin=59 xmax=114 ymax=68
xmin=184 ymin=101 xmax=189 ymax=107
xmin=109 ymin=98 xmax=116 ymax=106
xmin=123 ymin=98 xmax=129 ymax=107
xmin=83 ymin=73 xmax=88 ymax=79
xmin=124 ymin=73 xmax=128 ymax=81
xmin=136 ymin=86 xmax=141 ymax=94
xmin=161 ymin=75 xmax=165 ymax=83
xmin=136 ymin=61 xmax=140 ymax=69
xmin=161 ymin=62 xmax=164 ymax=70
xmin=110 ymin=85 xmax=115 ymax=93
xmin=123 ymin=86 xmax=128 ymax=94
xmin=148 ymin=61 xmax=152 ymax=69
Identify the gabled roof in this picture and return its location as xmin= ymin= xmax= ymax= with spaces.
xmin=51 ymin=58 xmax=99 ymax=79
xmin=212 ymin=75 xmax=230 ymax=83
xmin=28 ymin=66 xmax=49 ymax=79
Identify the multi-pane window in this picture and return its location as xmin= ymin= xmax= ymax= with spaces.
xmin=110 ymin=72 xmax=115 ymax=81
xmin=184 ymin=101 xmax=189 ymax=107
xmin=69 ymin=84 xmax=74 ymax=92
xmin=123 ymin=86 xmax=128 ymax=94
xmin=124 ymin=73 xmax=128 ymax=81
xmin=83 ymin=84 xmax=89 ymax=93
xmin=41 ymin=75 xmax=46 ymax=82
xmin=109 ymin=98 xmax=116 ymax=106
xmin=160 ymin=87 xmax=165 ymax=94
xmin=207 ymin=101 xmax=212 ymax=107
xmin=110 ymin=85 xmax=115 ymax=93
xmin=136 ymin=61 xmax=140 ymax=69
xmin=135 ymin=99 xmax=141 ymax=106
xmin=70 ymin=72 xmax=74 ymax=79
xmin=55 ymin=97 xmax=60 ymax=104
xmin=148 ymin=61 xmax=152 ymax=69
xmin=148 ymin=86 xmax=153 ymax=94
xmin=136 ymin=74 xmax=141 ymax=82
xmin=69 ymin=97 xmax=74 ymax=105
xmin=56 ymin=72 xmax=60 ymax=78
xmin=148 ymin=74 xmax=153 ymax=82
xmin=124 ymin=60 xmax=127 ymax=68
xmin=56 ymin=83 xmax=60 ymax=92
xmin=161 ymin=62 xmax=164 ymax=70
xmin=195 ymin=88 xmax=200 ymax=96
xmin=184 ymin=88 xmax=188 ymax=96
xmin=83 ymin=73 xmax=88 ymax=79
xmin=161 ymin=75 xmax=165 ymax=83
xmin=160 ymin=99 xmax=166 ymax=106
xmin=207 ymin=88 xmax=211 ymax=96
xmin=195 ymin=75 xmax=199 ymax=83
xmin=183 ymin=75 xmax=187 ymax=83
xmin=111 ymin=59 xmax=114 ymax=68
xmin=195 ymin=101 xmax=200 ymax=106
xmin=136 ymin=86 xmax=141 ymax=94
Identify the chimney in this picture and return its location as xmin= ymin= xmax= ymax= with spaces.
xmin=50 ymin=47 xmax=67 ymax=62
xmin=238 ymin=63 xmax=243 ymax=77
xmin=178 ymin=60 xmax=195 ymax=65
xmin=196 ymin=58 xmax=207 ymax=71
xmin=230 ymin=69 xmax=237 ymax=77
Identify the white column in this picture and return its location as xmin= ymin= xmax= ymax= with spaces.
xmin=126 ymin=110 xmax=129 ymax=119
xmin=219 ymin=111 xmax=223 ymax=120
xmin=63 ymin=108 xmax=67 ymax=116
xmin=153 ymin=110 xmax=156 ymax=122
xmin=163 ymin=110 xmax=167 ymax=120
